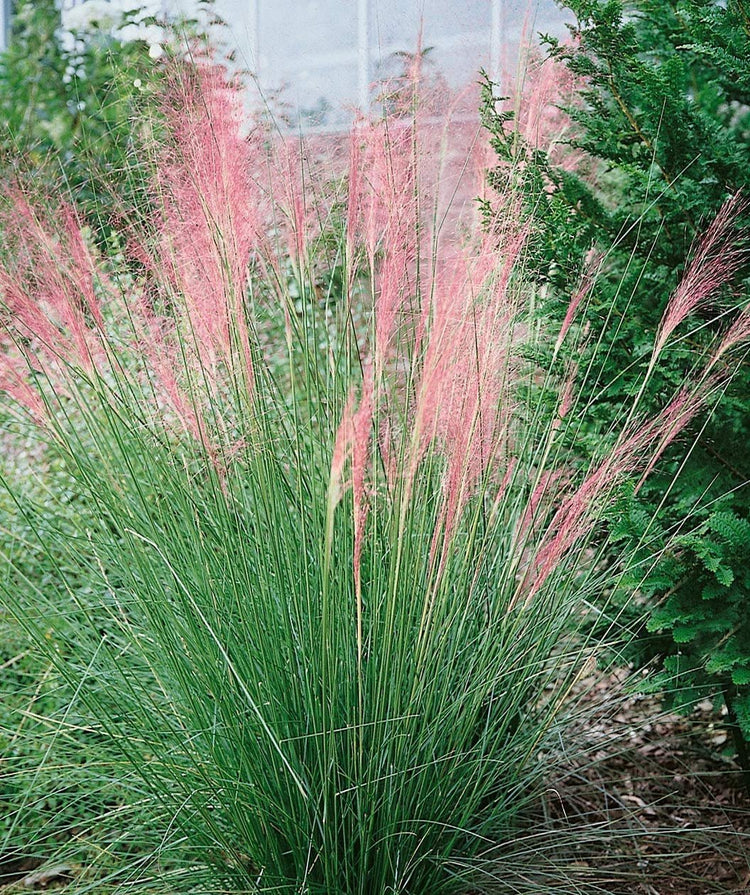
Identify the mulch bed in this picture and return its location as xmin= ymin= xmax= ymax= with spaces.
xmin=535 ymin=671 xmax=750 ymax=894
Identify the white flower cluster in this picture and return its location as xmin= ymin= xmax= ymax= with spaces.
xmin=57 ymin=0 xmax=166 ymax=62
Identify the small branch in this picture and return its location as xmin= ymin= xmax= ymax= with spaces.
xmin=704 ymin=442 xmax=748 ymax=482
xmin=723 ymin=683 xmax=750 ymax=795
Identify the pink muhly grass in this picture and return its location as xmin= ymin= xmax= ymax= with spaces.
xmin=0 ymin=194 xmax=115 ymax=435
xmin=150 ymin=59 xmax=264 ymax=384
xmin=329 ymin=390 xmax=357 ymax=512
xmin=517 ymin=374 xmax=721 ymax=607
xmin=374 ymin=235 xmax=416 ymax=373
xmin=712 ymin=302 xmax=750 ymax=363
xmin=270 ymin=139 xmax=316 ymax=271
xmin=553 ymin=251 xmax=601 ymax=355
xmin=512 ymin=49 xmax=582 ymax=165
xmin=349 ymin=78 xmax=488 ymax=377
xmin=327 ymin=369 xmax=374 ymax=611
xmin=0 ymin=194 xmax=106 ymax=374
xmin=410 ymin=232 xmax=524 ymax=569
xmin=0 ymin=338 xmax=47 ymax=422
xmin=0 ymin=59 xmax=266 ymax=450
xmin=633 ymin=375 xmax=726 ymax=488
xmin=60 ymin=205 xmax=105 ymax=331
xmin=517 ymin=468 xmax=573 ymax=542
xmin=515 ymin=462 xmax=613 ymax=609
xmin=653 ymin=192 xmax=748 ymax=359
xmin=348 ymin=113 xmax=418 ymax=358
xmin=358 ymin=118 xmax=420 ymax=371
xmin=134 ymin=306 xmax=210 ymax=446
xmin=271 ymin=131 xmax=348 ymax=256
xmin=0 ymin=269 xmax=72 ymax=368
xmin=494 ymin=42 xmax=586 ymax=182
xmin=352 ymin=365 xmax=374 ymax=604
xmin=290 ymin=183 xmax=307 ymax=270
xmin=556 ymin=365 xmax=577 ymax=424
xmin=377 ymin=415 xmax=399 ymax=492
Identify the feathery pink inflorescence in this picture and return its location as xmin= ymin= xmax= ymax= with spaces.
xmin=356 ymin=116 xmax=419 ymax=370
xmin=134 ymin=306 xmax=210 ymax=445
xmin=412 ymin=229 xmax=525 ymax=568
xmin=328 ymin=369 xmax=374 ymax=599
xmin=556 ymin=366 xmax=577 ymax=424
xmin=0 ymin=59 xmax=268 ymax=441
xmin=493 ymin=43 xmax=586 ymax=184
xmin=554 ymin=251 xmax=601 ymax=354
xmin=0 ymin=336 xmax=47 ymax=422
xmin=0 ymin=189 xmax=114 ymax=429
xmin=331 ymin=81 xmax=521 ymax=577
xmin=517 ymin=373 xmax=723 ymax=607
xmin=329 ymin=390 xmax=357 ymax=510
xmin=352 ymin=365 xmax=374 ymax=598
xmin=513 ymin=49 xmax=582 ymax=167
xmin=712 ymin=302 xmax=750 ymax=362
xmin=345 ymin=121 xmax=363 ymax=263
xmin=517 ymin=468 xmax=572 ymax=542
xmin=149 ymin=59 xmax=264 ymax=384
xmin=0 ymin=194 xmax=105 ymax=372
xmin=633 ymin=376 xmax=724 ymax=487
xmin=272 ymin=137 xmax=326 ymax=269
xmin=654 ymin=192 xmax=748 ymax=358
xmin=512 ymin=194 xmax=749 ymax=607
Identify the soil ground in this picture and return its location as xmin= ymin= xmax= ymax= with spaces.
xmin=537 ymin=671 xmax=750 ymax=894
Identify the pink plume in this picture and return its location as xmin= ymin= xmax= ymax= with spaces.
xmin=654 ymin=193 xmax=748 ymax=357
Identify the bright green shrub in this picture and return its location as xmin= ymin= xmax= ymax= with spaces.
xmin=0 ymin=0 xmax=167 ymax=226
xmin=483 ymin=0 xmax=750 ymax=751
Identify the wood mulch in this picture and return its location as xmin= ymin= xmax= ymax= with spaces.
xmin=531 ymin=670 xmax=750 ymax=894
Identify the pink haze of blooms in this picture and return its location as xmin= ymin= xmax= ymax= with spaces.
xmin=653 ymin=192 xmax=749 ymax=359
xmin=0 ymin=56 xmax=747 ymax=609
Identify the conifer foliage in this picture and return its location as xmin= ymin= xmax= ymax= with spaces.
xmin=484 ymin=0 xmax=750 ymax=752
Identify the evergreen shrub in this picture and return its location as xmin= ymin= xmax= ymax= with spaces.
xmin=482 ymin=0 xmax=750 ymax=755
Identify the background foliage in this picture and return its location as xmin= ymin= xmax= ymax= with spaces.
xmin=0 ymin=2 xmax=172 ymax=874
xmin=0 ymin=0 xmax=167 ymax=227
xmin=484 ymin=0 xmax=750 ymax=756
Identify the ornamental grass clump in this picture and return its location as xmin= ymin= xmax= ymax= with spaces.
xmin=0 ymin=54 xmax=747 ymax=894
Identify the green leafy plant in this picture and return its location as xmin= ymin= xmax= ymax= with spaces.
xmin=0 ymin=0 xmax=171 ymax=229
xmin=0 ymin=426 xmax=157 ymax=885
xmin=483 ymin=0 xmax=750 ymax=752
